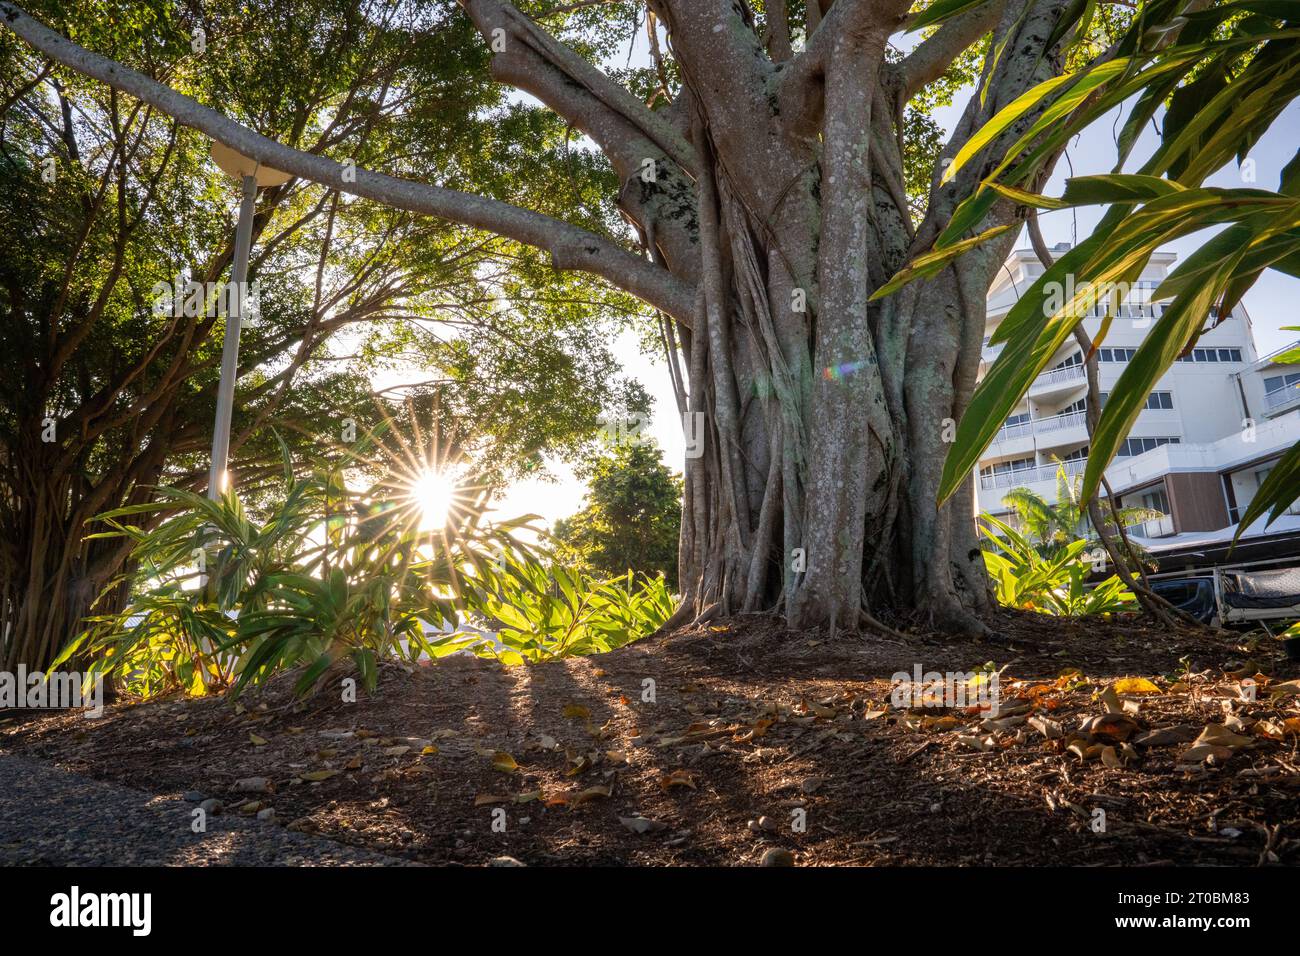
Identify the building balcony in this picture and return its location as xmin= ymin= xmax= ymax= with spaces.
xmin=1134 ymin=514 xmax=1175 ymax=538
xmin=987 ymin=409 xmax=1089 ymax=450
xmin=1264 ymin=383 xmax=1300 ymax=416
xmin=1104 ymin=411 xmax=1300 ymax=497
xmin=1033 ymin=408 xmax=1089 ymax=448
xmin=979 ymin=457 xmax=1087 ymax=492
xmin=1027 ymin=363 xmax=1087 ymax=401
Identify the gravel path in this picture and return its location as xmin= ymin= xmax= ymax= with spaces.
xmin=0 ymin=752 xmax=407 ymax=866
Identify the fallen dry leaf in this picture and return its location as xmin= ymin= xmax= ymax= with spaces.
xmin=565 ymin=753 xmax=591 ymax=776
xmin=570 ymin=785 xmax=610 ymax=806
xmin=300 ymin=769 xmax=340 ymax=782
xmin=1193 ymin=723 xmax=1254 ymax=749
xmin=1269 ymin=679 xmax=1300 ymax=699
xmin=660 ymin=769 xmax=698 ymax=791
xmin=1080 ymin=713 xmax=1140 ymax=742
xmin=1112 ymin=677 xmax=1162 ymax=695
xmin=1178 ymin=723 xmax=1254 ymax=763
xmin=491 ymin=751 xmax=519 ymax=773
xmin=1028 ymin=715 xmax=1064 ymax=739
xmin=1255 ymin=719 xmax=1287 ymax=740
xmin=1133 ymin=724 xmax=1200 ymax=747
xmin=619 ymin=815 xmax=667 ymax=834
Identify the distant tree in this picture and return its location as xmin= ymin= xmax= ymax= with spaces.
xmin=552 ymin=440 xmax=682 ymax=589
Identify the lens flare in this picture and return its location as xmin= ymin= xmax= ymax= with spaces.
xmin=410 ymin=469 xmax=455 ymax=531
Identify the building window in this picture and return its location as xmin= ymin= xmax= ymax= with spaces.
xmin=1004 ymin=411 xmax=1031 ymax=427
xmin=1052 ymin=352 xmax=1082 ymax=370
xmin=1141 ymin=488 xmax=1170 ymax=515
xmin=1060 ymin=397 xmax=1087 ymax=414
xmin=1099 ymin=347 xmax=1139 ymax=362
xmin=1264 ymin=372 xmax=1300 ymax=394
xmin=1177 ymin=347 xmax=1242 ymax=363
xmin=1253 ymin=466 xmax=1300 ymax=515
xmin=1100 ymin=391 xmax=1171 ymax=409
xmin=1115 ymin=436 xmax=1180 ymax=457
xmin=979 ymin=457 xmax=1035 ymax=479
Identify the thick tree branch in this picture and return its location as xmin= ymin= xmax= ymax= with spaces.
xmin=0 ymin=1 xmax=695 ymax=323
xmin=896 ymin=0 xmax=1008 ymax=100
xmin=460 ymin=0 xmax=697 ymax=177
xmin=653 ymin=1 xmax=777 ymax=123
xmin=458 ymin=0 xmax=699 ymax=282
xmin=778 ymin=0 xmax=911 ymax=133
xmin=765 ymin=0 xmax=794 ymax=63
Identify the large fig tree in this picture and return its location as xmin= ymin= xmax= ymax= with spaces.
xmin=2 ymin=0 xmax=1133 ymax=634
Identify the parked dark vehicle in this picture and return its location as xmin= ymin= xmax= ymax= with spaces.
xmin=1150 ymin=577 xmax=1217 ymax=625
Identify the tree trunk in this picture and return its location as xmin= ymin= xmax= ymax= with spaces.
xmin=649 ymin=0 xmax=1068 ymax=634
xmin=1 ymin=428 xmax=149 ymax=672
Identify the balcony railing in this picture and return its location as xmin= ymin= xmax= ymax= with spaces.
xmin=1030 ymin=363 xmax=1086 ymax=390
xmin=1135 ymin=514 xmax=1174 ymax=538
xmin=1264 ymin=383 xmax=1300 ymax=412
xmin=979 ymin=457 xmax=1087 ymax=491
xmin=990 ymin=408 xmax=1088 ymax=445
xmin=1252 ymin=339 xmax=1300 ymax=368
xmin=1035 ymin=408 xmax=1087 ymax=434
xmin=993 ymin=419 xmax=1034 ymax=443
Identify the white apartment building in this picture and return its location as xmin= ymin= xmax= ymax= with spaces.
xmin=975 ymin=243 xmax=1300 ymax=542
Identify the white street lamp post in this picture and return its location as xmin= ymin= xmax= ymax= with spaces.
xmin=207 ymin=142 xmax=290 ymax=500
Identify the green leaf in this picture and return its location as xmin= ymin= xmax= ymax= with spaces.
xmin=940 ymin=70 xmax=1085 ymax=186
xmin=870 ymin=224 xmax=1015 ymax=301
xmin=906 ymin=0 xmax=998 ymax=32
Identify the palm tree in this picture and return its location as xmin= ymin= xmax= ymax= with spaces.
xmin=997 ymin=463 xmax=1158 ymax=562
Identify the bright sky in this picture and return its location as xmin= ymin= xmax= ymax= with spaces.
xmin=401 ymin=26 xmax=1300 ymax=532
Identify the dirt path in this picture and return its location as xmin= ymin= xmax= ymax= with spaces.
xmin=5 ymin=613 xmax=1299 ymax=866
xmin=0 ymin=752 xmax=406 ymax=865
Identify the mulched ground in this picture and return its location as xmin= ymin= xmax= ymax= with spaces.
xmin=0 ymin=753 xmax=406 ymax=866
xmin=3 ymin=611 xmax=1299 ymax=866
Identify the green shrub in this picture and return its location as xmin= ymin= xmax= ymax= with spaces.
xmin=57 ymin=451 xmax=535 ymax=698
xmin=58 ymin=447 xmax=674 ymax=699
xmin=429 ymin=563 xmax=674 ymax=664
xmin=980 ymin=513 xmax=1136 ymax=617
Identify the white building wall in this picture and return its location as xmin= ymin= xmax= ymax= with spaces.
xmin=974 ymin=244 xmax=1292 ymax=528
